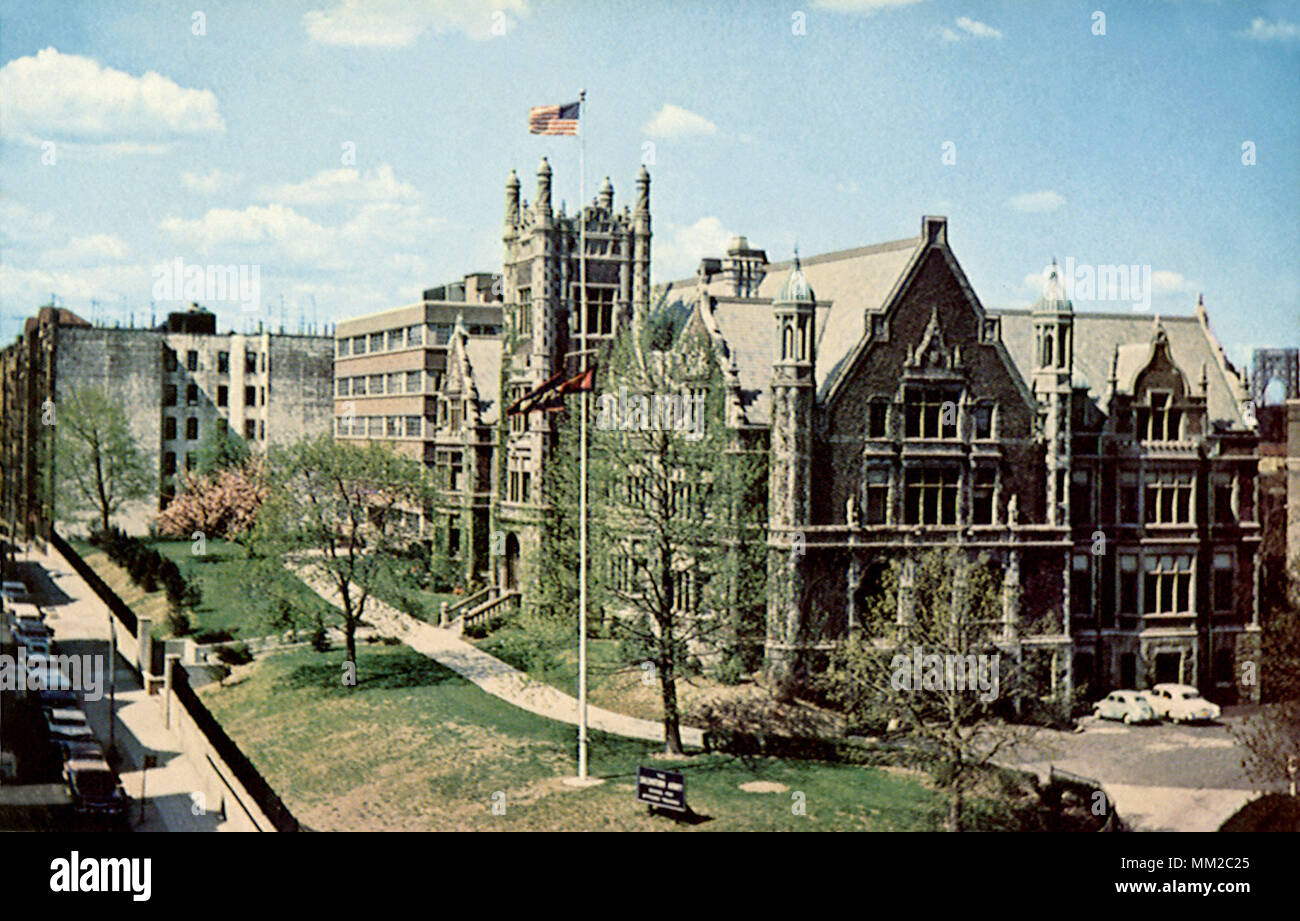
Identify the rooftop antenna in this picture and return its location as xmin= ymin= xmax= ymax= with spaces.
xmin=310 ymin=294 xmax=319 ymax=335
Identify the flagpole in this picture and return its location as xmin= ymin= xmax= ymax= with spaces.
xmin=577 ymin=87 xmax=590 ymax=781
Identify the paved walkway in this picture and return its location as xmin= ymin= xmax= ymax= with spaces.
xmin=19 ymin=542 xmax=227 ymax=831
xmin=294 ymin=566 xmax=705 ymax=749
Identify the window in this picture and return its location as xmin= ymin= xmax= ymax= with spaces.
xmin=407 ymin=370 xmax=423 ymax=394
xmin=1119 ymin=472 xmax=1139 ymax=523
xmin=407 ymin=325 xmax=423 ymax=347
xmin=1140 ymin=391 xmax=1181 ymax=442
xmin=369 ymin=333 xmax=384 ymax=353
xmin=1143 ymin=555 xmax=1192 ymax=614
xmin=1213 ymin=474 xmax=1235 ymax=524
xmin=972 ymin=468 xmax=996 ymax=525
xmin=864 ymin=469 xmax=889 ymax=524
xmin=244 ymin=386 xmax=256 ymax=407
xmin=405 ymin=416 xmax=421 ymax=437
xmin=352 ymin=336 xmax=367 ymax=355
xmin=1071 ymin=553 xmax=1092 ymax=615
xmin=258 ymin=387 xmax=265 ymax=406
xmin=185 ymin=417 xmax=198 ymax=440
xmin=186 ymin=350 xmax=198 ymax=372
xmin=449 ymin=400 xmax=463 ymax=430
xmin=164 ymin=349 xmax=177 ymax=372
xmin=903 ymin=468 xmax=958 ymax=525
xmin=1144 ymin=473 xmax=1193 ymax=524
xmin=337 ymin=338 xmax=350 ymax=357
xmin=258 ymin=420 xmax=265 ymax=440
xmin=448 ymin=519 xmax=461 ymax=557
xmin=352 ymin=376 xmax=367 ymax=396
xmin=217 ymin=385 xmax=227 ymax=407
xmin=903 ymin=387 xmax=958 ymax=439
xmin=430 ymin=323 xmax=452 ymax=345
xmin=1238 ymin=473 xmax=1255 ymax=521
xmin=387 ymin=373 xmax=403 ymax=395
xmin=245 ymin=419 xmax=256 ymax=439
xmin=162 ymin=452 xmax=176 ymax=475
xmin=369 ymin=374 xmax=384 ymax=395
xmin=972 ymin=404 xmax=993 ymax=440
xmin=508 ymin=458 xmax=531 ymax=503
xmin=516 ymin=290 xmax=533 ymax=336
xmin=164 ymin=417 xmax=177 ymax=440
xmin=336 ymin=378 xmax=349 ymax=397
xmin=868 ymin=401 xmax=889 ymax=438
xmin=509 ymin=387 xmax=526 ymax=433
xmin=245 ymin=351 xmax=257 ymax=374
xmin=217 ymin=351 xmax=229 ymax=374
xmin=387 ymin=416 xmax=401 ymax=438
xmin=185 ymin=452 xmax=194 ymax=471
xmin=1119 ymin=555 xmax=1138 ymax=615
xmin=163 ymin=385 xmax=177 ymax=407
xmin=186 ymin=384 xmax=198 ymax=406
xmin=1213 ymin=552 xmax=1234 ymax=612
xmin=387 ymin=329 xmax=403 ymax=350
xmin=1070 ymin=469 xmax=1091 ymax=525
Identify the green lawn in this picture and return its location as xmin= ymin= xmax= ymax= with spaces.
xmin=69 ymin=537 xmax=332 ymax=640
xmin=200 ymin=644 xmax=954 ymax=832
xmin=365 ymin=568 xmax=458 ymax=625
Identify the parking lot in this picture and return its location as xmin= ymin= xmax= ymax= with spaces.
xmin=1000 ymin=708 xmax=1262 ymax=831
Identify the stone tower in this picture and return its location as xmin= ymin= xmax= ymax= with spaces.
xmin=765 ymin=254 xmax=816 ymax=693
xmin=496 ymin=160 xmax=651 ymax=604
xmin=1032 ymin=261 xmax=1074 ymax=527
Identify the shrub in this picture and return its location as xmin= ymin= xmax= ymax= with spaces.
xmin=310 ymin=616 xmax=331 ymax=652
xmin=712 ymin=654 xmax=748 ymax=686
xmin=166 ymin=609 xmax=193 ymax=636
xmin=215 ymin=643 xmax=253 ymax=666
xmin=194 ymin=629 xmax=235 ymax=644
xmin=208 ymin=662 xmax=232 ymax=687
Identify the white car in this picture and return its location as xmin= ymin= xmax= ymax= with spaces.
xmin=5 ymin=601 xmax=43 ymax=630
xmin=1148 ymin=683 xmax=1221 ymax=723
xmin=1 ymin=580 xmax=28 ymax=602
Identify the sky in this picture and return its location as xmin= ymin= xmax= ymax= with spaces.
xmin=1 ymin=0 xmax=1297 ymax=377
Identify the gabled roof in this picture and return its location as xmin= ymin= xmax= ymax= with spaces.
xmin=666 ymin=236 xmax=921 ymax=424
xmin=994 ymin=308 xmax=1250 ymax=426
xmin=444 ymin=319 xmax=503 ymax=426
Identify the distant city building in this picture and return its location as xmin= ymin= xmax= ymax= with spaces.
xmin=0 ymin=303 xmax=334 ymax=538
xmin=331 ymin=274 xmax=504 ymax=541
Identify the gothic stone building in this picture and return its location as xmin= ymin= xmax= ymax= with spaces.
xmin=664 ymin=217 xmax=1261 ymax=703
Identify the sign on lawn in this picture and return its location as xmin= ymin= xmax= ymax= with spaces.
xmin=636 ymin=766 xmax=686 ymax=813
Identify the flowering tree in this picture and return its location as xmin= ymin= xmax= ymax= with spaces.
xmin=156 ymin=462 xmax=268 ymax=540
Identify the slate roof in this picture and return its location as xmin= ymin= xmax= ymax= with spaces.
xmin=665 ymin=237 xmax=922 ymax=424
xmin=994 ymin=309 xmax=1250 ymax=427
xmin=464 ymin=337 xmax=503 ymax=425
xmin=664 ymin=234 xmax=1250 ymax=430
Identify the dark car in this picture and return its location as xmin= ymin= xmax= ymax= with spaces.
xmin=59 ymin=739 xmax=106 ymax=763
xmin=63 ymin=758 xmax=128 ymax=821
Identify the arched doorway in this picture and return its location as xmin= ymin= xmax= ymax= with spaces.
xmin=504 ymin=533 xmax=520 ymax=591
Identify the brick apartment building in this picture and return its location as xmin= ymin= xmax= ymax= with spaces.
xmin=0 ymin=303 xmax=334 ymax=538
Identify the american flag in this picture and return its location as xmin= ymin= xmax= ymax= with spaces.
xmin=529 ymin=101 xmax=580 ymax=135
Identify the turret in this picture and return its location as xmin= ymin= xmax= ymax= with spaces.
xmin=597 ymin=175 xmax=613 ymax=211
xmin=632 ymin=164 xmax=652 ymax=321
xmin=535 ymin=157 xmax=552 ymax=226
xmin=1032 ymin=260 xmax=1074 ymax=526
xmin=505 ymin=169 xmax=520 ymax=231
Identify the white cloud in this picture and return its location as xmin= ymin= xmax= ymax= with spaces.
xmin=943 ymin=17 xmax=1002 ymax=41
xmin=159 ymin=201 xmax=441 ymax=271
xmin=0 ymin=47 xmax=224 ymax=150
xmin=41 ymin=234 xmax=132 ymax=266
xmin=181 ymin=169 xmax=242 ymax=194
xmin=814 ymin=0 xmax=924 ymax=12
xmin=642 ymin=104 xmax=718 ymax=139
xmin=0 ymin=201 xmax=56 ymax=248
xmin=1005 ymin=190 xmax=1066 ymax=213
xmin=257 ymin=164 xmax=417 ymax=205
xmin=653 ymin=217 xmax=737 ymax=280
xmin=1238 ymin=18 xmax=1299 ymax=42
xmin=0 ymin=263 xmax=154 ymax=316
xmin=1151 ymin=270 xmax=1196 ymax=293
xmin=303 ymin=0 xmax=529 ymax=46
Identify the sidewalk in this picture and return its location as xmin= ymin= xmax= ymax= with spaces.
xmin=20 ymin=542 xmax=227 ymax=831
xmin=294 ymin=566 xmax=705 ymax=748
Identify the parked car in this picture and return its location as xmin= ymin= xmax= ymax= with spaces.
xmin=1093 ymin=690 xmax=1158 ymax=724
xmin=59 ymin=739 xmax=105 ymax=763
xmin=1 ymin=580 xmax=28 ymax=603
xmin=5 ymin=601 xmax=43 ymax=630
xmin=1149 ymin=683 xmax=1222 ymax=723
xmin=43 ymin=707 xmax=95 ymax=746
xmin=14 ymin=619 xmax=53 ymax=656
xmin=63 ymin=758 xmax=128 ymax=820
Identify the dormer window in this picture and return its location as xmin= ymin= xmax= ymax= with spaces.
xmin=904 ymin=386 xmax=959 ymax=439
xmin=1142 ymin=391 xmax=1180 ymax=441
xmin=972 ymin=404 xmax=993 ymax=440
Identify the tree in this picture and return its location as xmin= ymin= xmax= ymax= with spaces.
xmin=1231 ymin=558 xmax=1300 ymax=789
xmin=821 ymin=546 xmax=1036 ymax=831
xmin=193 ymin=419 xmax=251 ymax=474
xmin=54 ymin=386 xmax=151 ymax=532
xmin=249 ymin=435 xmax=432 ymax=668
xmin=156 ymin=461 xmax=267 ymax=540
xmin=540 ymin=318 xmax=765 ymax=753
